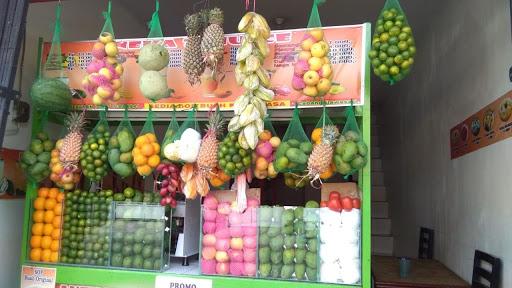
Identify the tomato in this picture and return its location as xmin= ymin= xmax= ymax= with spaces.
xmin=327 ymin=198 xmax=342 ymax=212
xmin=341 ymin=197 xmax=353 ymax=212
xmin=352 ymin=198 xmax=361 ymax=209
xmin=320 ymin=201 xmax=328 ymax=208
xmin=329 ymin=191 xmax=341 ymax=200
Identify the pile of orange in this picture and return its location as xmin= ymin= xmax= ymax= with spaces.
xmin=132 ymin=133 xmax=161 ymax=176
xmin=29 ymin=187 xmax=64 ymax=262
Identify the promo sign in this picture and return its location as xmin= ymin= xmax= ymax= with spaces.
xmin=155 ymin=276 xmax=212 ymax=288
xmin=41 ymin=24 xmax=368 ymax=111
xmin=20 ymin=266 xmax=56 ymax=288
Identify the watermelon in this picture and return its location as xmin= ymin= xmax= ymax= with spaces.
xmin=30 ymin=78 xmax=72 ymax=112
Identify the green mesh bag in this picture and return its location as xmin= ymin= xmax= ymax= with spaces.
xmin=81 ymin=106 xmax=111 ymax=182
xmin=312 ymin=104 xmax=334 ymax=143
xmin=101 ymin=1 xmax=115 ymax=38
xmin=20 ymin=111 xmax=54 ymax=183
xmin=369 ymin=0 xmax=416 ymax=85
xmin=334 ymin=104 xmax=368 ymax=176
xmin=161 ymin=106 xmax=180 ymax=158
xmin=140 ymin=107 xmax=156 ymax=135
xmin=42 ymin=4 xmax=64 ymax=80
xmin=134 ymin=107 xmax=161 ymax=177
xmin=147 ymin=0 xmax=163 ymax=39
xmin=108 ymin=106 xmax=136 ymax=178
xmin=273 ymin=106 xmax=313 ymax=173
xmin=263 ymin=113 xmax=277 ymax=137
xmin=165 ymin=108 xmax=201 ymax=163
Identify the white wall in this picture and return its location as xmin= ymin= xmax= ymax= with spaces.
xmin=378 ymin=0 xmax=512 ymax=285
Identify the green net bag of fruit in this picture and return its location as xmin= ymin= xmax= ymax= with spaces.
xmin=292 ymin=0 xmax=334 ymax=98
xmin=254 ymin=114 xmax=280 ymax=179
xmin=29 ymin=3 xmax=72 ymax=112
xmin=163 ymin=108 xmax=200 ymax=163
xmin=83 ymin=0 xmax=124 ymax=106
xmin=139 ymin=0 xmax=173 ymax=102
xmin=133 ymin=107 xmax=161 ymax=177
xmin=81 ymin=106 xmax=110 ymax=182
xmin=310 ymin=104 xmax=337 ymax=181
xmin=370 ymin=0 xmax=416 ymax=85
xmin=20 ymin=111 xmax=54 ymax=183
xmin=160 ymin=106 xmax=180 ymax=158
xmin=273 ymin=105 xmax=313 ymax=173
xmin=108 ymin=106 xmax=136 ymax=178
xmin=334 ymin=104 xmax=368 ymax=176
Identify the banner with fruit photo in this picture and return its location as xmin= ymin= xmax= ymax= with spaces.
xmin=40 ymin=25 xmax=368 ymax=110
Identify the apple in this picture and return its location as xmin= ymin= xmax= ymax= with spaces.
xmin=217 ymin=202 xmax=231 ymax=215
xmin=303 ymin=86 xmax=318 ymax=97
xmin=303 ymin=70 xmax=320 ymax=86
xmin=114 ymin=63 xmax=123 ymax=75
xmin=308 ymin=57 xmax=323 ymax=71
xmin=97 ymin=86 xmax=113 ymax=98
xmin=309 ymin=28 xmax=324 ymax=41
xmin=98 ymin=67 xmax=113 ymax=80
xmin=202 ymin=234 xmax=216 ymax=247
xmin=230 ymin=238 xmax=244 ymax=250
xmin=298 ymin=51 xmax=312 ymax=61
xmin=106 ymin=56 xmax=117 ymax=65
xmin=91 ymin=42 xmax=106 ymax=59
xmin=311 ymin=42 xmax=326 ymax=58
xmin=317 ymin=41 xmax=329 ymax=54
xmin=322 ymin=56 xmax=330 ymax=65
xmin=99 ymin=32 xmax=114 ymax=44
xmin=105 ymin=42 xmax=118 ymax=57
xmin=92 ymin=94 xmax=102 ymax=105
xmin=292 ymin=74 xmax=306 ymax=90
xmin=111 ymin=79 xmax=121 ymax=90
xmin=319 ymin=64 xmax=332 ymax=79
xmin=317 ymin=78 xmax=332 ymax=95
xmin=294 ymin=60 xmax=309 ymax=76
xmin=301 ymin=35 xmax=316 ymax=51
xmin=216 ymin=262 xmax=229 ymax=275
xmin=215 ymin=251 xmax=229 ymax=263
xmin=113 ymin=92 xmax=121 ymax=101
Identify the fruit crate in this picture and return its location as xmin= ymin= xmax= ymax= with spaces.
xmin=110 ymin=202 xmax=168 ymax=271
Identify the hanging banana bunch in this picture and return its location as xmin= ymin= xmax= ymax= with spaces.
xmin=228 ymin=12 xmax=274 ymax=150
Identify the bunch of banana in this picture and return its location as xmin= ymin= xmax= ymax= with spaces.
xmin=228 ymin=12 xmax=274 ymax=150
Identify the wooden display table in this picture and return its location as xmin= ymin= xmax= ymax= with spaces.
xmin=372 ymin=255 xmax=469 ymax=288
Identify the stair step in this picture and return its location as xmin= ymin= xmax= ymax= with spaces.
xmin=372 ymin=186 xmax=387 ymax=202
xmin=371 ymin=159 xmax=382 ymax=171
xmin=371 ymin=171 xmax=385 ymax=186
xmin=371 ymin=202 xmax=389 ymax=218
xmin=372 ymin=147 xmax=381 ymax=158
xmin=372 ymin=218 xmax=392 ymax=235
xmin=372 ymin=236 xmax=394 ymax=256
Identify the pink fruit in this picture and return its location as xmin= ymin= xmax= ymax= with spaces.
xmin=294 ymin=59 xmax=310 ymax=76
xmin=203 ymin=195 xmax=219 ymax=210
xmin=215 ymin=238 xmax=230 ymax=251
xmin=228 ymin=249 xmax=244 ymax=262
xmin=230 ymin=238 xmax=244 ymax=250
xmin=243 ymin=248 xmax=257 ymax=263
xmin=243 ymin=236 xmax=257 ymax=249
xmin=215 ymin=251 xmax=229 ymax=263
xmin=243 ymin=262 xmax=257 ymax=276
xmin=215 ymin=214 xmax=228 ymax=226
xmin=217 ymin=202 xmax=231 ymax=215
xmin=203 ymin=221 xmax=216 ymax=234
xmin=255 ymin=141 xmax=273 ymax=158
xmin=203 ymin=209 xmax=217 ymax=222
xmin=242 ymin=226 xmax=258 ymax=237
xmin=202 ymin=234 xmax=216 ymax=247
xmin=89 ymin=73 xmax=110 ymax=87
xmin=228 ymin=212 xmax=243 ymax=226
xmin=201 ymin=259 xmax=216 ymax=275
xmin=230 ymin=262 xmax=244 ymax=276
xmin=246 ymin=197 xmax=260 ymax=208
xmin=216 ymin=262 xmax=229 ymax=275
xmin=86 ymin=59 xmax=106 ymax=74
xmin=292 ymin=74 xmax=306 ymax=90
xmin=92 ymin=42 xmax=106 ymax=59
xmin=229 ymin=226 xmax=244 ymax=238
xmin=201 ymin=247 xmax=216 ymax=260
xmin=214 ymin=227 xmax=230 ymax=239
xmin=242 ymin=208 xmax=257 ymax=225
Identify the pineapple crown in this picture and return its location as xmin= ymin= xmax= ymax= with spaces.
xmin=65 ymin=111 xmax=87 ymax=133
xmin=208 ymin=7 xmax=224 ymax=26
xmin=322 ymin=125 xmax=340 ymax=145
xmin=184 ymin=13 xmax=202 ymax=36
xmin=198 ymin=9 xmax=210 ymax=30
xmin=206 ymin=108 xmax=227 ymax=139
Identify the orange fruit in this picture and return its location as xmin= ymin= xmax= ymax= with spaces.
xmin=259 ymin=130 xmax=272 ymax=141
xmin=218 ymin=170 xmax=231 ymax=182
xmin=51 ymin=150 xmax=59 ymax=158
xmin=151 ymin=142 xmax=160 ymax=154
xmin=50 ymin=173 xmax=60 ymax=183
xmin=50 ymin=240 xmax=60 ymax=252
xmin=209 ymin=177 xmax=224 ymax=187
xmin=133 ymin=155 xmax=147 ymax=166
xmin=50 ymin=251 xmax=59 ymax=263
xmin=41 ymin=249 xmax=51 ymax=262
xmin=145 ymin=133 xmax=157 ymax=143
xmin=43 ymin=224 xmax=53 ymax=236
xmin=48 ymin=188 xmax=59 ymax=199
xmin=255 ymin=157 xmax=269 ymax=171
xmin=311 ymin=128 xmax=322 ymax=144
xmin=30 ymin=248 xmax=42 ymax=261
xmin=137 ymin=165 xmax=152 ymax=176
xmin=44 ymin=198 xmax=57 ymax=210
xmin=56 ymin=192 xmax=65 ymax=203
xmin=141 ymin=143 xmax=155 ymax=157
xmin=320 ymin=167 xmax=333 ymax=180
xmin=41 ymin=236 xmax=52 ymax=249
xmin=32 ymin=223 xmax=44 ymax=236
xmin=43 ymin=210 xmax=54 ymax=223
xmin=147 ymin=154 xmax=160 ymax=168
xmin=132 ymin=147 xmax=141 ymax=156
xmin=135 ymin=136 xmax=147 ymax=147
xmin=30 ymin=235 xmax=42 ymax=248
xmin=32 ymin=210 xmax=44 ymax=223
xmin=51 ymin=163 xmax=63 ymax=174
xmin=53 ymin=204 xmax=62 ymax=216
xmin=33 ymin=197 xmax=45 ymax=210
xmin=51 ymin=229 xmax=61 ymax=240
xmin=52 ymin=217 xmax=62 ymax=228
xmin=37 ymin=187 xmax=49 ymax=198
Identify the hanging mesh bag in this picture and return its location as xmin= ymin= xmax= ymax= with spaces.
xmin=133 ymin=107 xmax=161 ymax=177
xmin=164 ymin=108 xmax=201 ymax=163
xmin=81 ymin=106 xmax=110 ymax=182
xmin=160 ymin=106 xmax=180 ymax=158
xmin=108 ymin=106 xmax=136 ymax=178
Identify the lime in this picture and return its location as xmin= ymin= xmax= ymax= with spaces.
xmin=401 ymin=51 xmax=411 ymax=60
xmin=384 ymin=21 xmax=394 ymax=31
xmin=389 ymin=66 xmax=400 ymax=75
xmin=384 ymin=57 xmax=394 ymax=67
xmin=143 ymin=259 xmax=153 ymax=270
xmin=90 ymin=143 xmax=98 ymax=150
xmin=219 ymin=159 xmax=226 ymax=168
xmin=407 ymin=37 xmax=414 ymax=46
xmin=122 ymin=245 xmax=133 ymax=256
xmin=398 ymin=41 xmax=408 ymax=51
xmin=133 ymin=243 xmax=143 ymax=255
xmin=143 ymin=233 xmax=155 ymax=244
xmin=394 ymin=55 xmax=404 ymax=65
xmin=408 ymin=46 xmax=416 ymax=56
xmin=371 ymin=58 xmax=381 ymax=68
xmin=401 ymin=60 xmax=411 ymax=70
xmin=396 ymin=15 xmax=405 ymax=22
xmin=98 ymin=145 xmax=106 ymax=152
xmin=242 ymin=156 xmax=251 ymax=167
xmin=226 ymin=162 xmax=235 ymax=171
xmin=372 ymin=38 xmax=380 ymax=46
xmin=388 ymin=36 xmax=398 ymax=45
xmin=152 ymin=247 xmax=161 ymax=258
xmin=383 ymin=11 xmax=394 ymax=20
xmin=378 ymin=64 xmax=389 ymax=75
xmin=379 ymin=32 xmax=390 ymax=42
xmin=373 ymin=68 xmax=381 ymax=76
xmin=376 ymin=25 xmax=384 ymax=33
xmin=235 ymin=162 xmax=243 ymax=170
xmin=387 ymin=46 xmax=399 ymax=57
xmin=95 ymin=167 xmax=105 ymax=175
xmin=92 ymin=150 xmax=101 ymax=158
xmin=142 ymin=246 xmax=153 ymax=258
xmin=379 ymin=43 xmax=389 ymax=52
xmin=122 ymin=256 xmax=133 ymax=268
xmin=232 ymin=155 xmax=241 ymax=163
xmin=368 ymin=49 xmax=378 ymax=59
xmin=239 ymin=149 xmax=248 ymax=157
xmin=378 ymin=52 xmax=388 ymax=61
xmin=394 ymin=20 xmax=403 ymax=28
xmin=85 ymin=156 xmax=93 ymax=163
xmin=402 ymin=26 xmax=412 ymax=34
xmin=224 ymin=155 xmax=232 ymax=162
xmin=132 ymin=255 xmax=144 ymax=269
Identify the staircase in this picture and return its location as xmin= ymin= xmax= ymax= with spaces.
xmin=370 ymin=115 xmax=394 ymax=256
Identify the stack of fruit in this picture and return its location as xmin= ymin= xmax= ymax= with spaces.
xmin=156 ymin=162 xmax=181 ymax=208
xmin=292 ymin=28 xmax=333 ymax=97
xmin=310 ymin=128 xmax=336 ymax=180
xmin=59 ymin=189 xmax=112 ymax=265
xmin=110 ymin=203 xmax=165 ymax=271
xmin=258 ymin=203 xmax=319 ymax=280
xmin=29 ymin=187 xmax=64 ymax=263
xmin=370 ymin=7 xmax=415 ymax=83
xmin=80 ymin=122 xmax=110 ymax=181
xmin=138 ymin=43 xmax=172 ymax=101
xmin=253 ymin=130 xmax=280 ymax=179
xmin=333 ymin=130 xmax=368 ymax=175
xmin=218 ymin=132 xmax=252 ymax=177
xmin=50 ymin=139 xmax=81 ymax=190
xmin=112 ymin=187 xmax=160 ymax=204
xmin=274 ymin=139 xmax=313 ymax=173
xmin=21 ymin=132 xmax=54 ymax=182
xmin=133 ymin=133 xmax=161 ymax=177
xmin=82 ymin=32 xmax=124 ymax=105
xmin=108 ymin=126 xmax=136 ymax=178
xmin=201 ymin=194 xmax=259 ymax=276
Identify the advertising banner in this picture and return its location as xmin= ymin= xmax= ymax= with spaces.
xmin=20 ymin=266 xmax=56 ymax=288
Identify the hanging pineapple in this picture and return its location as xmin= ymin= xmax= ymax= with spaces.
xmin=183 ymin=13 xmax=206 ymax=85
xmin=201 ymin=7 xmax=224 ymax=73
xmin=197 ymin=107 xmax=226 ymax=174
xmin=59 ymin=111 xmax=87 ymax=170
xmin=306 ymin=125 xmax=339 ymax=186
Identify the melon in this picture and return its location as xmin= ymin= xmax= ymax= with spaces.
xmin=139 ymin=70 xmax=171 ymax=101
xmin=30 ymin=78 xmax=72 ymax=112
xmin=138 ymin=43 xmax=169 ymax=71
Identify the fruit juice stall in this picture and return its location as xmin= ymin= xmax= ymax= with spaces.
xmin=19 ymin=0 xmax=415 ymax=287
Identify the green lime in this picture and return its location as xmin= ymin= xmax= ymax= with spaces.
xmin=394 ymin=20 xmax=403 ymax=28
xmin=388 ymin=36 xmax=398 ymax=45
xmin=371 ymin=58 xmax=381 ymax=68
xmin=122 ymin=245 xmax=133 ymax=256
xmin=387 ymin=46 xmax=399 ymax=57
xmin=373 ymin=68 xmax=381 ymax=76
xmin=232 ymin=155 xmax=241 ymax=163
xmin=383 ymin=11 xmax=394 ymax=21
xmin=122 ymin=256 xmax=133 ymax=268
xmin=152 ymin=247 xmax=161 ymax=258
xmin=401 ymin=51 xmax=411 ymax=60
xmin=242 ymin=156 xmax=251 ymax=167
xmin=98 ymin=145 xmax=106 ymax=152
xmin=90 ymin=143 xmax=98 ymax=150
xmin=133 ymin=243 xmax=143 ymax=255
xmin=379 ymin=43 xmax=389 ymax=52
xmin=384 ymin=21 xmax=394 ymax=31
xmin=389 ymin=66 xmax=400 ymax=75
xmin=408 ymin=46 xmax=416 ymax=56
xmin=143 ymin=259 xmax=153 ymax=270
xmin=402 ymin=26 xmax=412 ymax=34
xmin=398 ymin=41 xmax=408 ymax=51
xmin=394 ymin=55 xmax=404 ymax=65
xmin=226 ymin=162 xmax=235 ymax=171
xmin=142 ymin=246 xmax=153 ymax=258
xmin=238 ymin=149 xmax=247 ymax=157
xmin=219 ymin=159 xmax=226 ymax=167
xmin=379 ymin=32 xmax=390 ymax=42
xmin=401 ymin=60 xmax=411 ymax=70
xmin=389 ymin=26 xmax=400 ymax=36
xmin=368 ymin=49 xmax=378 ymax=59
xmin=378 ymin=64 xmax=389 ymax=75
xmin=92 ymin=150 xmax=101 ymax=158
xmin=385 ymin=57 xmax=394 ymax=67
xmin=376 ymin=25 xmax=384 ymax=33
